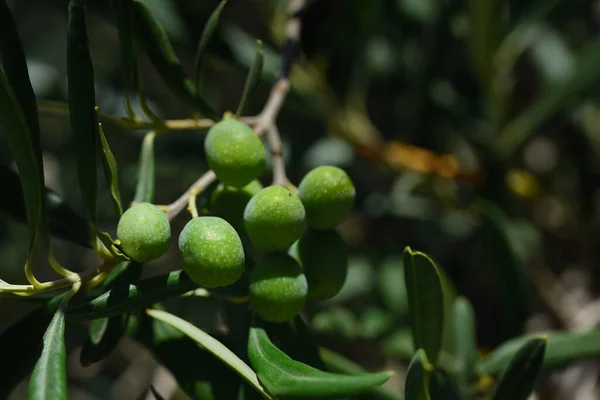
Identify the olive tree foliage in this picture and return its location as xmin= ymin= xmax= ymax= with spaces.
xmin=0 ymin=1 xmax=599 ymax=400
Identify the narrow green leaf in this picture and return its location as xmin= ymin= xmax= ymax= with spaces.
xmin=0 ymin=166 xmax=92 ymax=248
xmin=404 ymin=349 xmax=432 ymax=400
xmin=28 ymin=303 xmax=68 ymax=400
xmin=0 ymin=297 xmax=63 ymax=399
xmin=235 ymin=40 xmax=263 ymax=117
xmin=133 ymin=131 xmax=155 ymax=204
xmin=495 ymin=34 xmax=600 ymax=158
xmin=110 ymin=0 xmax=138 ymax=104
xmin=320 ymin=348 xmax=404 ymax=400
xmin=491 ymin=337 xmax=546 ymax=400
xmin=98 ymin=121 xmax=123 ymax=216
xmin=428 ymin=369 xmax=461 ymax=400
xmin=68 ymin=0 xmax=99 ymax=225
xmin=0 ymin=0 xmax=43 ymax=172
xmin=145 ymin=308 xmax=273 ymax=400
xmin=67 ymin=270 xmax=197 ymax=321
xmin=478 ymin=328 xmax=600 ymax=375
xmin=195 ymin=0 xmax=227 ymax=90
xmin=403 ymin=247 xmax=445 ymax=364
xmin=452 ymin=297 xmax=478 ymax=400
xmin=132 ymin=0 xmax=217 ymax=119
xmin=248 ymin=325 xmax=393 ymax=398
xmin=477 ymin=201 xmax=529 ymax=339
xmin=97 ymin=230 xmax=130 ymax=261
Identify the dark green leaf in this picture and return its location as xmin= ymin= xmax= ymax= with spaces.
xmin=68 ymin=0 xmax=99 ymax=225
xmin=0 ymin=297 xmax=63 ymax=399
xmin=195 ymin=0 xmax=227 ymax=90
xmin=133 ymin=131 xmax=155 ymax=204
xmin=80 ymin=314 xmax=126 ymax=366
xmin=248 ymin=325 xmax=392 ymax=398
xmin=235 ymin=40 xmax=263 ymax=116
xmin=452 ymin=297 xmax=477 ymax=400
xmin=0 ymin=166 xmax=92 ymax=248
xmin=404 ymin=349 xmax=432 ymax=400
xmin=28 ymin=302 xmax=68 ymax=400
xmin=132 ymin=0 xmax=217 ymax=119
xmin=491 ymin=337 xmax=546 ymax=400
xmin=110 ymin=0 xmax=138 ymax=104
xmin=428 ymin=369 xmax=461 ymax=400
xmin=98 ymin=121 xmax=123 ymax=216
xmin=67 ymin=270 xmax=197 ymax=321
xmin=319 ymin=348 xmax=404 ymax=400
xmin=478 ymin=328 xmax=600 ymax=375
xmin=495 ymin=34 xmax=600 ymax=158
xmin=477 ymin=201 xmax=529 ymax=339
xmin=383 ymin=329 xmax=415 ymax=359
xmin=145 ymin=308 xmax=273 ymax=399
xmin=403 ymin=247 xmax=445 ymax=364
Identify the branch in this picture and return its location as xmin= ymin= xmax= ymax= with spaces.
xmin=166 ymin=170 xmax=216 ymax=221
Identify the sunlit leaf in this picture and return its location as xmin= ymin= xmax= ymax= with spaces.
xmin=248 ymin=325 xmax=392 ymax=398
xmin=145 ymin=308 xmax=273 ymax=400
xmin=68 ymin=0 xmax=99 ymax=225
xmin=28 ymin=302 xmax=68 ymax=400
xmin=490 ymin=337 xmax=546 ymax=400
xmin=403 ymin=247 xmax=445 ymax=364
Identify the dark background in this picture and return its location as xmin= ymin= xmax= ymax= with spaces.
xmin=2 ymin=0 xmax=600 ymax=398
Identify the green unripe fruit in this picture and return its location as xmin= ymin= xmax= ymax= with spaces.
xmin=290 ymin=229 xmax=348 ymax=299
xmin=298 ymin=165 xmax=355 ymax=230
xmin=117 ymin=203 xmax=170 ymax=262
xmin=243 ymin=186 xmax=306 ymax=251
xmin=204 ymin=119 xmax=266 ymax=188
xmin=208 ymin=180 xmax=263 ymax=232
xmin=250 ymin=253 xmax=308 ymax=323
xmin=178 ymin=216 xmax=245 ymax=288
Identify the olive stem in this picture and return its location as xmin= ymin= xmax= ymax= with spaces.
xmin=187 ymin=187 xmax=201 ymax=219
xmin=267 ymin=125 xmax=288 ymax=186
xmin=166 ymin=170 xmax=217 ymax=221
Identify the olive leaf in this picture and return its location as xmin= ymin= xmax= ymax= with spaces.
xmin=0 ymin=1 xmax=47 ymax=275
xmin=428 ymin=368 xmax=461 ymax=400
xmin=68 ymin=0 xmax=99 ymax=226
xmin=477 ymin=200 xmax=530 ymax=339
xmin=248 ymin=325 xmax=393 ymax=398
xmin=403 ymin=247 xmax=445 ymax=364
xmin=235 ymin=40 xmax=264 ymax=117
xmin=133 ymin=131 xmax=155 ymax=204
xmin=478 ymin=328 xmax=600 ymax=375
xmin=145 ymin=308 xmax=273 ymax=400
xmin=404 ymin=349 xmax=432 ymax=400
xmin=28 ymin=301 xmax=68 ymax=400
xmin=110 ymin=0 xmax=138 ymax=113
xmin=195 ymin=0 xmax=228 ymax=90
xmin=490 ymin=337 xmax=546 ymax=400
xmin=319 ymin=348 xmax=404 ymax=400
xmin=67 ymin=270 xmax=197 ymax=321
xmin=0 ymin=166 xmax=92 ymax=248
xmin=132 ymin=0 xmax=217 ymax=119
xmin=452 ymin=297 xmax=478 ymax=400
xmin=98 ymin=121 xmax=123 ymax=216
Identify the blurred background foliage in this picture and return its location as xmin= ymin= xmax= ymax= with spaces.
xmin=3 ymin=0 xmax=600 ymax=398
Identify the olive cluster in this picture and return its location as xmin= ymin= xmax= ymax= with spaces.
xmin=116 ymin=119 xmax=355 ymax=323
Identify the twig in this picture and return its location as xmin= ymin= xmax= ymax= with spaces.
xmin=267 ymin=125 xmax=288 ymax=186
xmin=166 ymin=170 xmax=217 ymax=221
